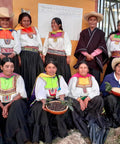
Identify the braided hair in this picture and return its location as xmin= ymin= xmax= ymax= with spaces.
xmin=44 ymin=58 xmax=60 ymax=88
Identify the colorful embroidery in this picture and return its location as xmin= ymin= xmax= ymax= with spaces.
xmin=48 ymin=89 xmax=57 ymax=99
xmin=21 ymin=26 xmax=36 ymax=36
xmin=1 ymin=47 xmax=13 ymax=53
xmin=0 ymin=27 xmax=14 ymax=32
xmin=41 ymin=76 xmax=60 ymax=97
xmin=2 ymin=95 xmax=11 ymax=103
xmin=49 ymin=30 xmax=64 ymax=42
xmin=112 ymin=51 xmax=120 ymax=57
xmin=110 ymin=34 xmax=120 ymax=43
xmin=76 ymin=77 xmax=92 ymax=93
xmin=49 ymin=89 xmax=57 ymax=96
xmin=0 ymin=29 xmax=14 ymax=40
xmin=41 ymin=76 xmax=58 ymax=89
xmin=0 ymin=75 xmax=19 ymax=102
xmin=22 ymin=46 xmax=39 ymax=52
xmin=47 ymin=48 xmax=66 ymax=56
xmin=4 ymin=39 xmax=11 ymax=45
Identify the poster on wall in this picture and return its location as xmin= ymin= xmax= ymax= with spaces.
xmin=38 ymin=3 xmax=83 ymax=40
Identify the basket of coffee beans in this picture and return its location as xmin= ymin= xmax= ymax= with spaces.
xmin=46 ymin=100 xmax=68 ymax=115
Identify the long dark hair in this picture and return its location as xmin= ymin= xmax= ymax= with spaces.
xmin=52 ymin=17 xmax=63 ymax=30
xmin=18 ymin=12 xmax=32 ymax=24
xmin=78 ymin=61 xmax=88 ymax=67
xmin=74 ymin=60 xmax=89 ymax=69
xmin=45 ymin=58 xmax=60 ymax=88
xmin=1 ymin=57 xmax=14 ymax=66
xmin=44 ymin=58 xmax=58 ymax=68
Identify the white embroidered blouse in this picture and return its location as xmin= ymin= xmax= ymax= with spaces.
xmin=0 ymin=31 xmax=21 ymax=55
xmin=35 ymin=76 xmax=69 ymax=101
xmin=0 ymin=75 xmax=27 ymax=103
xmin=68 ymin=76 xmax=100 ymax=99
xmin=43 ymin=32 xmax=72 ymax=56
xmin=107 ymin=34 xmax=120 ymax=57
xmin=17 ymin=27 xmax=42 ymax=52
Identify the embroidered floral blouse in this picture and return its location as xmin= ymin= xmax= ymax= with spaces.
xmin=34 ymin=74 xmax=69 ymax=101
xmin=43 ymin=31 xmax=72 ymax=56
xmin=17 ymin=27 xmax=42 ymax=52
xmin=0 ymin=73 xmax=27 ymax=103
xmin=0 ymin=28 xmax=21 ymax=55
xmin=68 ymin=74 xmax=100 ymax=99
xmin=107 ymin=34 xmax=120 ymax=57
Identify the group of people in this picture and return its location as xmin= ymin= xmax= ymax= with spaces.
xmin=0 ymin=6 xmax=72 ymax=144
xmin=0 ymin=6 xmax=120 ymax=144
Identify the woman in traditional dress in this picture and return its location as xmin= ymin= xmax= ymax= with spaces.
xmin=105 ymin=20 xmax=120 ymax=75
xmin=74 ymin=11 xmax=108 ymax=84
xmin=15 ymin=12 xmax=44 ymax=99
xmin=0 ymin=7 xmax=21 ymax=73
xmin=68 ymin=61 xmax=104 ymax=137
xmin=101 ymin=57 xmax=120 ymax=127
xmin=28 ymin=58 xmax=70 ymax=144
xmin=42 ymin=17 xmax=72 ymax=83
xmin=0 ymin=57 xmax=31 ymax=144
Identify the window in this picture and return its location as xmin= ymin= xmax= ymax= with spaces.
xmin=98 ymin=0 xmax=120 ymax=39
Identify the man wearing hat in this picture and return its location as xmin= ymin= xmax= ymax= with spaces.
xmin=74 ymin=11 xmax=108 ymax=84
xmin=100 ymin=57 xmax=120 ymax=127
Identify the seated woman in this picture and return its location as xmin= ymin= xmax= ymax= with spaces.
xmin=68 ymin=61 xmax=103 ymax=137
xmin=0 ymin=57 xmax=31 ymax=144
xmin=100 ymin=57 xmax=120 ymax=127
xmin=28 ymin=58 xmax=70 ymax=144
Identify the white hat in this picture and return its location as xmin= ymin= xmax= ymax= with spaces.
xmin=0 ymin=7 xmax=14 ymax=18
xmin=112 ymin=58 xmax=120 ymax=70
xmin=84 ymin=11 xmax=103 ymax=22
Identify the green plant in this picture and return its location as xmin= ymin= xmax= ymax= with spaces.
xmin=105 ymin=82 xmax=112 ymax=92
xmin=60 ymin=98 xmax=74 ymax=111
xmin=45 ymin=98 xmax=74 ymax=111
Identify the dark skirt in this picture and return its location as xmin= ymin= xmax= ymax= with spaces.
xmin=89 ymin=68 xmax=100 ymax=84
xmin=20 ymin=51 xmax=44 ymax=99
xmin=104 ymin=57 xmax=114 ymax=76
xmin=28 ymin=100 xmax=71 ymax=143
xmin=0 ymin=53 xmax=20 ymax=74
xmin=0 ymin=99 xmax=30 ymax=144
xmin=104 ymin=94 xmax=120 ymax=127
xmin=70 ymin=96 xmax=104 ymax=137
xmin=46 ymin=54 xmax=71 ymax=83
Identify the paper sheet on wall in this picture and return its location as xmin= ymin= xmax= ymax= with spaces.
xmin=38 ymin=3 xmax=83 ymax=40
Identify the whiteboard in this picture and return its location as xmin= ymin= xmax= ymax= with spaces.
xmin=38 ymin=3 xmax=83 ymax=40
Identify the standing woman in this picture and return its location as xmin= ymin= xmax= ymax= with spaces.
xmin=0 ymin=57 xmax=31 ymax=144
xmin=105 ymin=20 xmax=120 ymax=75
xmin=15 ymin=12 xmax=44 ymax=99
xmin=0 ymin=7 xmax=21 ymax=73
xmin=43 ymin=17 xmax=72 ymax=83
